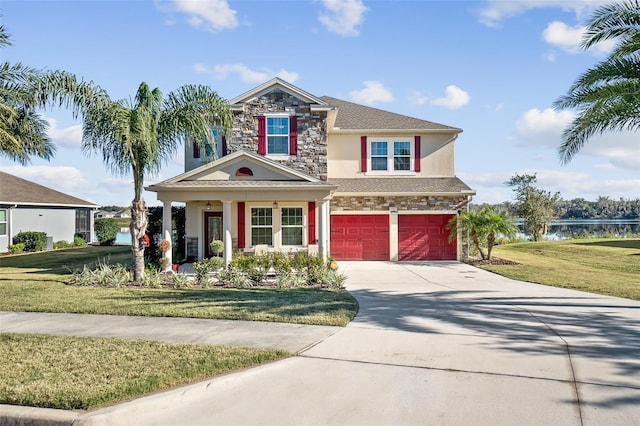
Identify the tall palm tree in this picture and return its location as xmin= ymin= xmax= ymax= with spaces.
xmin=554 ymin=0 xmax=640 ymax=163
xmin=447 ymin=206 xmax=518 ymax=262
xmin=81 ymin=82 xmax=232 ymax=281
xmin=0 ymin=25 xmax=101 ymax=164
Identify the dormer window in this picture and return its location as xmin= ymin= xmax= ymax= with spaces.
xmin=257 ymin=115 xmax=298 ymax=156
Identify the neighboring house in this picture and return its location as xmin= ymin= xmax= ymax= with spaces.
xmin=94 ymin=210 xmax=115 ymax=218
xmin=114 ymin=208 xmax=131 ymax=218
xmin=147 ymin=78 xmax=475 ymax=264
xmin=0 ymin=171 xmax=98 ymax=251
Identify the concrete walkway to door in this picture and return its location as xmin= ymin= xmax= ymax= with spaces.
xmin=2 ymin=261 xmax=639 ymax=425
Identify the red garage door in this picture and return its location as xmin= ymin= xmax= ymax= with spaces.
xmin=330 ymin=215 xmax=389 ymax=260
xmin=398 ymin=214 xmax=457 ymax=261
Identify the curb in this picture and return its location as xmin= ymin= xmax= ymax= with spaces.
xmin=0 ymin=405 xmax=80 ymax=426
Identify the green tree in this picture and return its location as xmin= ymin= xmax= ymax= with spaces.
xmin=0 ymin=26 xmax=101 ymax=164
xmin=94 ymin=218 xmax=119 ymax=246
xmin=553 ymin=0 xmax=640 ymax=163
xmin=447 ymin=206 xmax=518 ymax=261
xmin=506 ymin=173 xmax=561 ymax=241
xmin=80 ymin=82 xmax=232 ymax=281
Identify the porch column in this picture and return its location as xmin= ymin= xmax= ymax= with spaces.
xmin=318 ymin=200 xmax=328 ymax=261
xmin=222 ymin=200 xmax=232 ymax=266
xmin=162 ymin=201 xmax=172 ymax=272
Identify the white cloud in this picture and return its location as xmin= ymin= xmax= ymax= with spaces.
xmin=319 ymin=0 xmax=367 ymax=37
xmin=193 ymin=63 xmax=299 ymax=84
xmin=44 ymin=117 xmax=82 ymax=149
xmin=348 ymin=81 xmax=394 ymax=105
xmin=3 ymin=165 xmax=90 ymax=194
xmin=431 ymin=85 xmax=470 ymax=109
xmin=515 ymin=108 xmax=574 ymax=147
xmin=409 ymin=91 xmax=428 ymax=106
xmin=171 ymin=0 xmax=238 ymax=32
xmin=477 ymin=0 xmax=605 ymax=28
xmin=542 ymin=21 xmax=616 ymax=55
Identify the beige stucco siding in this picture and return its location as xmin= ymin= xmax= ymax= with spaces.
xmin=327 ymin=133 xmax=456 ymax=178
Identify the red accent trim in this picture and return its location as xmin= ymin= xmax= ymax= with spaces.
xmin=193 ymin=140 xmax=200 ymax=159
xmin=308 ymin=201 xmax=316 ymax=244
xmin=289 ymin=115 xmax=298 ymax=155
xmin=360 ymin=136 xmax=367 ymax=172
xmin=257 ymin=116 xmax=266 ymax=155
xmin=414 ymin=135 xmax=421 ymax=172
xmin=237 ymin=202 xmax=245 ymax=249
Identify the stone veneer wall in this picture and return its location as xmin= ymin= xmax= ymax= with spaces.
xmin=330 ymin=195 xmax=467 ymax=212
xmin=228 ymin=89 xmax=328 ymax=181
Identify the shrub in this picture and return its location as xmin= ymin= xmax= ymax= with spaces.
xmin=158 ymin=257 xmax=171 ymax=270
xmin=192 ymin=258 xmax=224 ymax=287
xmin=209 ymin=239 xmax=224 ymax=256
xmin=68 ymin=258 xmax=131 ymax=287
xmin=73 ymin=236 xmax=88 ymax=247
xmin=94 ymin=218 xmax=118 ymax=246
xmin=8 ymin=243 xmax=25 ymax=254
xmin=171 ymin=273 xmax=192 ymax=289
xmin=218 ymin=265 xmax=250 ymax=288
xmin=53 ymin=240 xmax=73 ymax=249
xmin=14 ymin=231 xmax=47 ymax=252
xmin=323 ymin=270 xmax=348 ymax=289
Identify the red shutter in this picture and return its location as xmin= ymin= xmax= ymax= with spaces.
xmin=360 ymin=136 xmax=367 ymax=172
xmin=237 ymin=202 xmax=245 ymax=249
xmin=308 ymin=201 xmax=316 ymax=244
xmin=257 ymin=116 xmax=266 ymax=155
xmin=193 ymin=139 xmax=200 ymax=159
xmin=414 ymin=135 xmax=421 ymax=172
xmin=289 ymin=115 xmax=297 ymax=155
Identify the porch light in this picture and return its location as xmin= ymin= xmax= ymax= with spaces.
xmin=273 ymin=201 xmax=278 ymax=209
xmin=206 ymin=202 xmax=211 ymax=211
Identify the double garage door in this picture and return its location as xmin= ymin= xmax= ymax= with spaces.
xmin=330 ymin=214 xmax=456 ymax=261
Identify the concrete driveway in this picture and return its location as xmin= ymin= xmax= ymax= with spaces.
xmin=69 ymin=261 xmax=639 ymax=426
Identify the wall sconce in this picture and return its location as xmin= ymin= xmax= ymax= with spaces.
xmin=206 ymin=202 xmax=211 ymax=211
xmin=272 ymin=201 xmax=278 ymax=209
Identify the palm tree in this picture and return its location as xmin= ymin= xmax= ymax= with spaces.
xmin=554 ymin=0 xmax=640 ymax=163
xmin=81 ymin=82 xmax=232 ymax=281
xmin=447 ymin=206 xmax=518 ymax=262
xmin=1 ymin=26 xmax=102 ymax=164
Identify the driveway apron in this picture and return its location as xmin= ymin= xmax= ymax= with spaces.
xmin=78 ymin=261 xmax=639 ymax=426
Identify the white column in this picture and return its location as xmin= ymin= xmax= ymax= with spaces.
xmin=389 ymin=210 xmax=398 ymax=261
xmin=318 ymin=200 xmax=328 ymax=261
xmin=222 ymin=201 xmax=232 ymax=266
xmin=162 ymin=201 xmax=172 ymax=272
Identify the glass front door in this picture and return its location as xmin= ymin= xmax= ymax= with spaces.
xmin=204 ymin=212 xmax=223 ymax=258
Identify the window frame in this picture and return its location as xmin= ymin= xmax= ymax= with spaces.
xmin=280 ymin=207 xmax=304 ymax=246
xmin=0 ymin=209 xmax=7 ymax=236
xmin=244 ymin=203 xmax=307 ymax=249
xmin=250 ymin=207 xmax=274 ymax=246
xmin=266 ymin=114 xmax=290 ymax=156
xmin=367 ymin=139 xmax=415 ymax=175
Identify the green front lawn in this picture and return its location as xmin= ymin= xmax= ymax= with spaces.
xmin=1 ymin=333 xmax=286 ymax=410
xmin=480 ymin=238 xmax=640 ymax=300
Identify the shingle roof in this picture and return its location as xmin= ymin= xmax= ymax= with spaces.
xmin=320 ymin=96 xmax=462 ymax=132
xmin=0 ymin=171 xmax=98 ymax=207
xmin=148 ymin=180 xmax=337 ymax=190
xmin=328 ymin=178 xmax=474 ymax=195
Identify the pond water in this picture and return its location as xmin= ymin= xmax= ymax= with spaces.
xmin=519 ymin=219 xmax=640 ymax=240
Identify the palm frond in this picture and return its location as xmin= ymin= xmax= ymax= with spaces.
xmin=581 ymin=0 xmax=640 ymax=49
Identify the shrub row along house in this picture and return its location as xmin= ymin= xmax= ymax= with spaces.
xmin=0 ymin=171 xmax=97 ymax=251
xmin=148 ymin=78 xmax=475 ymax=264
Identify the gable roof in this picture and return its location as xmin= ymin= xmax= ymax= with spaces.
xmin=321 ymin=96 xmax=462 ymax=133
xmin=147 ymin=150 xmax=337 ymax=191
xmin=229 ymin=78 xmax=332 ymax=111
xmin=0 ymin=171 xmax=98 ymax=208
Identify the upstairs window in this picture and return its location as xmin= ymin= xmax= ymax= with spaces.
xmin=257 ymin=115 xmax=297 ymax=156
xmin=367 ymin=139 xmax=414 ymax=173
xmin=393 ymin=141 xmax=411 ymax=171
xmin=371 ymin=141 xmax=388 ymax=171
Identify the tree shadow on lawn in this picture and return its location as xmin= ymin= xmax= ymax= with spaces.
xmin=349 ymin=287 xmax=639 ymax=409
xmin=576 ymin=239 xmax=640 ymax=249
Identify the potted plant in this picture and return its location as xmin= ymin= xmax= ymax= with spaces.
xmin=209 ymin=239 xmax=224 ymax=257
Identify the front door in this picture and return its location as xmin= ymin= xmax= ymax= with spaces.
xmin=204 ymin=212 xmax=223 ymax=258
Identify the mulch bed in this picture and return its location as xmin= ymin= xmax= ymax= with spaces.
xmin=463 ymin=257 xmax=520 ymax=266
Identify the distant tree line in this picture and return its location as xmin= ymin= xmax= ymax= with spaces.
xmin=474 ymin=197 xmax=640 ymax=220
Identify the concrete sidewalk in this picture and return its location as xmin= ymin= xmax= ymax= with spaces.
xmin=2 ymin=261 xmax=639 ymax=425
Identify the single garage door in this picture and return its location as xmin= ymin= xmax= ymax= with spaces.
xmin=398 ymin=214 xmax=457 ymax=261
xmin=330 ymin=215 xmax=389 ymax=260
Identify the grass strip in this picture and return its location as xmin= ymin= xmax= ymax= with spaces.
xmin=480 ymin=238 xmax=640 ymax=300
xmin=1 ymin=333 xmax=287 ymax=410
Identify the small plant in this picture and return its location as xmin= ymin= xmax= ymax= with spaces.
xmin=73 ymin=236 xmax=88 ymax=247
xmin=208 ymin=256 xmax=225 ymax=271
xmin=158 ymin=239 xmax=172 ymax=253
xmin=158 ymin=257 xmax=171 ymax=270
xmin=192 ymin=259 xmax=215 ymax=287
xmin=141 ymin=267 xmax=164 ymax=288
xmin=68 ymin=258 xmax=131 ymax=287
xmin=171 ymin=273 xmax=192 ymax=289
xmin=218 ymin=265 xmax=250 ymax=288
xmin=8 ymin=243 xmax=25 ymax=254
xmin=209 ymin=239 xmax=224 ymax=256
xmin=323 ymin=269 xmax=348 ymax=288
xmin=94 ymin=218 xmax=118 ymax=246
xmin=53 ymin=241 xmax=73 ymax=249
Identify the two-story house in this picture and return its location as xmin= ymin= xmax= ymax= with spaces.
xmin=147 ymin=78 xmax=475 ymax=265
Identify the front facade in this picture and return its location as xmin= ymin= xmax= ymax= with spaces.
xmin=0 ymin=172 xmax=98 ymax=251
xmin=147 ymin=78 xmax=474 ymax=265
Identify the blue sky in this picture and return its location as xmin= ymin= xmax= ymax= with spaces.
xmin=2 ymin=0 xmax=638 ymax=206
